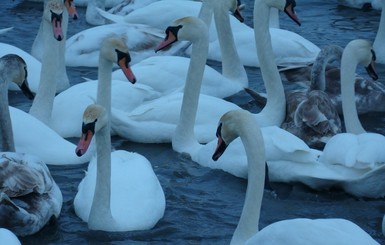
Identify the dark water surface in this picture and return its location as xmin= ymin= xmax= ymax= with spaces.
xmin=1 ymin=0 xmax=385 ymax=244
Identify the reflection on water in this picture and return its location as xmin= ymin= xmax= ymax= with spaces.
xmin=1 ymin=0 xmax=385 ymax=244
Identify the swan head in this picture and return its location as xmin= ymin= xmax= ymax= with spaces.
xmin=100 ymin=37 xmax=137 ymax=84
xmin=45 ymin=0 xmax=65 ymax=41
xmin=344 ymin=39 xmax=378 ymax=81
xmin=76 ymin=104 xmax=107 ymax=157
xmin=212 ymin=110 xmax=251 ymax=161
xmin=261 ymin=0 xmax=301 ymax=26
xmin=63 ymin=0 xmax=78 ymax=20
xmin=155 ymin=16 xmax=209 ymax=52
xmin=0 ymin=54 xmax=34 ymax=100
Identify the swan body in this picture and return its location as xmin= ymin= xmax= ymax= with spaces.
xmin=0 ymin=54 xmax=62 ymax=236
xmin=0 ymin=228 xmax=21 ymax=245
xmin=74 ymin=37 xmax=164 ymax=231
xmin=65 ymin=23 xmax=188 ymax=67
xmin=373 ymin=0 xmax=385 ymax=64
xmin=0 ymin=153 xmax=63 ymax=236
xmin=51 ymin=79 xmax=160 ymax=138
xmin=211 ymin=109 xmax=378 ymax=245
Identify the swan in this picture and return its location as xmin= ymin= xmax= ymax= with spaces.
xmin=211 ymin=109 xmax=379 ymax=245
xmin=73 ymin=37 xmax=165 ymax=231
xmin=29 ymin=0 xmax=73 ymax=125
xmin=373 ymin=0 xmax=385 ymax=64
xmin=111 ymin=16 xmax=242 ymax=144
xmin=31 ymin=0 xmax=78 ymax=92
xmin=65 ymin=22 xmax=188 ymax=67
xmin=110 ymin=0 xmax=248 ymax=99
xmin=0 ymin=54 xmax=62 ymax=237
xmin=0 ymin=228 xmax=21 ymax=245
xmin=25 ymin=0 xmax=121 ymax=7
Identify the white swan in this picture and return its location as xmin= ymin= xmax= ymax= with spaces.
xmin=0 ymin=54 xmax=62 ymax=237
xmin=0 ymin=228 xmax=21 ymax=245
xmin=73 ymin=37 xmax=165 ymax=231
xmin=29 ymin=0 xmax=73 ymax=125
xmin=211 ymin=109 xmax=379 ymax=245
xmin=373 ymin=0 xmax=385 ymax=64
xmin=30 ymin=0 xmax=77 ymax=92
xmin=65 ymin=22 xmax=188 ymax=67
xmin=111 ymin=0 xmax=248 ymax=99
xmin=111 ymin=16 xmax=242 ymax=144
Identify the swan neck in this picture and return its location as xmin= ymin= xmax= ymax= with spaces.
xmin=213 ymin=3 xmax=248 ymax=83
xmin=253 ymin=0 xmax=286 ymax=126
xmin=172 ymin=32 xmax=209 ymax=154
xmin=340 ymin=50 xmax=366 ymax=134
xmin=89 ymin=55 xmax=115 ymax=229
xmin=29 ymin=16 xmax=61 ymax=125
xmin=199 ymin=0 xmax=213 ymax=28
xmin=231 ymin=120 xmax=265 ymax=244
xmin=0 ymin=82 xmax=15 ymax=152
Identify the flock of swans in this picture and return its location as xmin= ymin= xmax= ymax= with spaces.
xmin=1 ymin=0 xmax=385 ymax=243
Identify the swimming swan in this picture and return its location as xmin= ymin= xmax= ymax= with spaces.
xmin=74 ymin=37 xmax=165 ymax=231
xmin=211 ymin=110 xmax=379 ymax=245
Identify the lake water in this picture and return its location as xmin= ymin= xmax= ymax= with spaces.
xmin=1 ymin=0 xmax=385 ymax=244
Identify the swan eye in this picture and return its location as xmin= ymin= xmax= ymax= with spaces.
xmin=50 ymin=11 xmax=63 ymax=23
xmin=164 ymin=25 xmax=183 ymax=41
xmin=82 ymin=119 xmax=97 ymax=134
xmin=371 ymin=49 xmax=377 ymax=62
xmin=115 ymin=49 xmax=131 ymax=67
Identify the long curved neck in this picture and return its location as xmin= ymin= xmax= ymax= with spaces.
xmin=213 ymin=3 xmax=248 ymax=84
xmin=340 ymin=48 xmax=366 ymax=134
xmin=373 ymin=2 xmax=385 ymax=57
xmin=0 ymin=80 xmax=15 ymax=152
xmin=29 ymin=14 xmax=61 ymax=126
xmin=89 ymin=56 xmax=115 ymax=229
xmin=172 ymin=32 xmax=209 ymax=155
xmin=231 ymin=117 xmax=265 ymax=245
xmin=253 ymin=0 xmax=286 ymax=127
xmin=310 ymin=45 xmax=343 ymax=91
